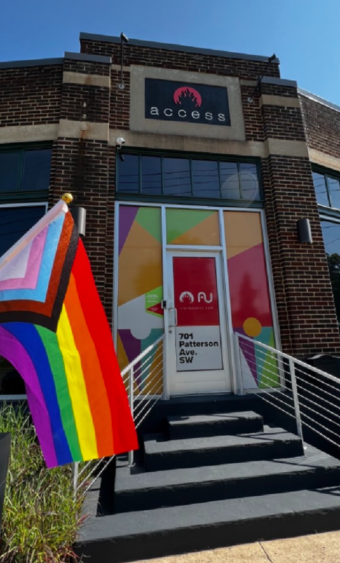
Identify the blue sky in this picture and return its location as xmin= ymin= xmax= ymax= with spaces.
xmin=1 ymin=0 xmax=339 ymax=105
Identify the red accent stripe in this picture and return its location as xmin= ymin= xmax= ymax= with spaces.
xmin=72 ymin=241 xmax=138 ymax=454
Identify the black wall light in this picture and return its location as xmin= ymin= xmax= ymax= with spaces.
xmin=297 ymin=218 xmax=313 ymax=244
xmin=71 ymin=207 xmax=87 ymax=237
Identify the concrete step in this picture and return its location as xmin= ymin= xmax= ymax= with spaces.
xmin=75 ymin=485 xmax=340 ymax=563
xmin=166 ymin=410 xmax=263 ymax=439
xmin=114 ymin=445 xmax=340 ymax=513
xmin=143 ymin=426 xmax=303 ymax=471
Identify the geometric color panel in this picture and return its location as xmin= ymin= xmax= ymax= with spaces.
xmin=166 ymin=209 xmax=219 ymax=245
xmin=118 ymin=206 xmax=164 ymax=394
xmin=225 ymin=211 xmax=277 ymax=390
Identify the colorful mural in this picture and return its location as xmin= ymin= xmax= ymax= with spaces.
xmin=118 ymin=206 xmax=164 ymax=394
xmin=224 ymin=211 xmax=279 ymax=389
xmin=166 ymin=209 xmax=220 ymax=246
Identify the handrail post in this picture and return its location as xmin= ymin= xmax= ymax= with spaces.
xmin=289 ymin=358 xmax=305 ymax=451
xmin=128 ymin=366 xmax=134 ymax=466
xmin=233 ymin=333 xmax=244 ymax=395
xmin=72 ymin=462 xmax=79 ymax=497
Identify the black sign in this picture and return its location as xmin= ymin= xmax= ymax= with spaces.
xmin=145 ymin=78 xmax=230 ymax=126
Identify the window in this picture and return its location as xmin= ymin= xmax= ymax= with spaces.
xmin=321 ymin=220 xmax=340 ymax=323
xmin=118 ymin=153 xmax=261 ymax=203
xmin=313 ymin=170 xmax=340 ymax=209
xmin=0 ymin=204 xmax=47 ymax=257
xmin=0 ymin=146 xmax=52 ymax=199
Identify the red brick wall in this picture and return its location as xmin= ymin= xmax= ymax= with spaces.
xmin=299 ymin=93 xmax=340 ymax=160
xmin=0 ymin=65 xmax=63 ymax=126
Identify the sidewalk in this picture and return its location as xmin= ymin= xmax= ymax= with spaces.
xmin=137 ymin=530 xmax=340 ymax=562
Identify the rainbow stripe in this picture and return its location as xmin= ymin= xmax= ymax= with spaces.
xmin=0 ymin=201 xmax=137 ymax=467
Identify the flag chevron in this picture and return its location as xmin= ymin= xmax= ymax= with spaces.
xmin=0 ymin=201 xmax=138 ymax=467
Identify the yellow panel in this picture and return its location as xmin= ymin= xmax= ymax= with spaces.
xmin=139 ymin=340 xmax=164 ymax=396
xmin=171 ymin=213 xmax=220 ymax=246
xmin=224 ymin=211 xmax=263 ymax=259
xmin=118 ymin=221 xmax=162 ymax=307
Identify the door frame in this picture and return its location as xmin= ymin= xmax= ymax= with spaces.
xmin=113 ymin=201 xmax=282 ymax=398
xmin=165 ymin=249 xmax=231 ymax=396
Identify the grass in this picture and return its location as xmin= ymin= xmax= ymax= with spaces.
xmin=0 ymin=403 xmax=87 ymax=563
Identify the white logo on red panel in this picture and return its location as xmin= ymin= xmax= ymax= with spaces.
xmin=179 ymin=291 xmax=213 ymax=304
xmin=198 ymin=292 xmax=213 ymax=303
xmin=179 ymin=291 xmax=195 ymax=304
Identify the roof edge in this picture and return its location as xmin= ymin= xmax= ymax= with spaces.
xmin=0 ymin=58 xmax=64 ymax=69
xmin=79 ymin=32 xmax=280 ymax=64
xmin=298 ymin=88 xmax=340 ymax=115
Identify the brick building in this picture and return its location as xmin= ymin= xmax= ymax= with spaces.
xmin=1 ymin=32 xmax=340 ymax=398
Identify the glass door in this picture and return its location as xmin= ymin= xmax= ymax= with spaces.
xmin=166 ymin=251 xmax=231 ymax=395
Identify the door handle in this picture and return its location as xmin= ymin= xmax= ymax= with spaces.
xmin=168 ymin=307 xmax=178 ymax=328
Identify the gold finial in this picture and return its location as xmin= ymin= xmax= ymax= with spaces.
xmin=62 ymin=193 xmax=74 ymax=204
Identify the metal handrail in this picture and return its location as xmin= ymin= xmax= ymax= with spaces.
xmin=234 ymin=331 xmax=340 ymax=455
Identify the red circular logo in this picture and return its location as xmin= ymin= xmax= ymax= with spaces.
xmin=173 ymin=86 xmax=202 ymax=108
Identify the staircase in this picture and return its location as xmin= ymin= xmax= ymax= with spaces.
xmin=76 ymin=409 xmax=340 ymax=563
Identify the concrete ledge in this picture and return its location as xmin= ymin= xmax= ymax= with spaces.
xmin=0 ymin=58 xmax=63 ymax=69
xmin=64 ymin=51 xmax=111 ymax=64
xmin=308 ymin=148 xmax=340 ymax=173
xmin=80 ymin=32 xmax=280 ymax=63
xmin=260 ymin=95 xmax=301 ymax=108
xmin=0 ymin=124 xmax=58 ymax=143
xmin=109 ymin=129 xmax=309 ymax=159
xmin=63 ymin=71 xmax=110 ymax=88
xmin=58 ymin=120 xmax=109 ymax=141
xmin=262 ymin=76 xmax=298 ymax=88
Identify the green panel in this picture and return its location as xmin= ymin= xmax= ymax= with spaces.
xmin=136 ymin=207 xmax=162 ymax=243
xmin=166 ymin=208 xmax=216 ymax=244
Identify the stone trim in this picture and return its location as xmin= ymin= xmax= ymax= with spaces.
xmin=259 ymin=95 xmax=301 ymax=108
xmin=109 ymin=128 xmax=309 ymax=158
xmin=62 ymin=71 xmax=110 ymax=88
xmin=58 ymin=120 xmax=109 ymax=141
xmin=0 ymin=124 xmax=58 ymax=143
xmin=308 ymin=148 xmax=340 ymax=173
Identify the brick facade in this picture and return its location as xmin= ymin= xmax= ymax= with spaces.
xmin=1 ymin=35 xmax=340 ymax=357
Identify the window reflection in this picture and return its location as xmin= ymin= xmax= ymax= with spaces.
xmin=328 ymin=177 xmax=340 ymax=209
xmin=141 ymin=156 xmax=162 ymax=195
xmin=163 ymin=158 xmax=191 ymax=197
xmin=0 ymin=206 xmax=46 ymax=257
xmin=321 ymin=220 xmax=340 ymax=323
xmin=192 ymin=160 xmax=219 ymax=198
xmin=313 ymin=172 xmax=329 ymax=207
xmin=117 ymin=154 xmax=261 ymax=202
xmin=220 ymin=162 xmax=240 ymax=199
xmin=22 ymin=149 xmax=52 ymax=192
xmin=239 ymin=163 xmax=260 ymax=201
xmin=118 ymin=154 xmax=139 ymax=193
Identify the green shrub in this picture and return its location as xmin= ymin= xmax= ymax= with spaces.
xmin=0 ymin=404 xmax=86 ymax=563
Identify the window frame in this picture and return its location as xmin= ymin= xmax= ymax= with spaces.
xmin=0 ymin=142 xmax=52 ymax=203
xmin=313 ymin=165 xmax=340 ymax=212
xmin=116 ymin=148 xmax=263 ymax=208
